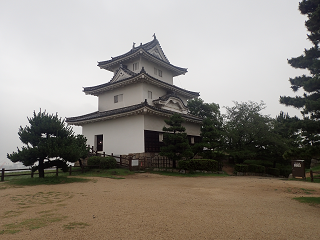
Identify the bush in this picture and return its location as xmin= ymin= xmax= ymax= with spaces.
xmin=279 ymin=168 xmax=292 ymax=178
xmin=100 ymin=157 xmax=117 ymax=169
xmin=87 ymin=156 xmax=117 ymax=169
xmin=234 ymin=164 xmax=249 ymax=173
xmin=266 ymin=168 xmax=280 ymax=177
xmin=87 ymin=156 xmax=101 ymax=166
xmin=243 ymin=160 xmax=273 ymax=168
xmin=178 ymin=159 xmax=219 ymax=172
xmin=248 ymin=164 xmax=265 ymax=173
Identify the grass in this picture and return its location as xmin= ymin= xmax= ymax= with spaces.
xmin=1 ymin=168 xmax=134 ymax=186
xmin=6 ymin=176 xmax=90 ymax=186
xmin=293 ymin=197 xmax=320 ymax=206
xmin=149 ymin=170 xmax=229 ymax=177
xmin=75 ymin=168 xmax=134 ymax=179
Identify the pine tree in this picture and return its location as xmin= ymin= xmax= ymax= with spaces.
xmin=7 ymin=110 xmax=88 ymax=177
xmin=159 ymin=113 xmax=193 ymax=168
xmin=280 ymin=0 xmax=320 ymax=157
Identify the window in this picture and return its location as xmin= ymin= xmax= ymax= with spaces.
xmin=114 ymin=94 xmax=123 ymax=103
xmin=154 ymin=67 xmax=162 ymax=77
xmin=133 ymin=62 xmax=139 ymax=71
xmin=148 ymin=91 xmax=152 ymax=99
xmin=144 ymin=130 xmax=164 ymax=152
xmin=159 ymin=133 xmax=163 ymax=142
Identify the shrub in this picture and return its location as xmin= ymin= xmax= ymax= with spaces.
xmin=87 ymin=156 xmax=117 ymax=169
xmin=178 ymin=159 xmax=219 ymax=172
xmin=100 ymin=157 xmax=117 ymax=169
xmin=266 ymin=168 xmax=280 ymax=177
xmin=243 ymin=160 xmax=273 ymax=168
xmin=248 ymin=164 xmax=265 ymax=173
xmin=87 ymin=156 xmax=101 ymax=166
xmin=234 ymin=164 xmax=249 ymax=173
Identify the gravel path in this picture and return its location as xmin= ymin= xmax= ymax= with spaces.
xmin=1 ymin=174 xmax=320 ymax=240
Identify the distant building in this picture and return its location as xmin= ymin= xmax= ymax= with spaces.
xmin=66 ymin=36 xmax=202 ymax=155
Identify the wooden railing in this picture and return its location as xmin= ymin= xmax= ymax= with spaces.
xmin=1 ymin=166 xmax=84 ymax=182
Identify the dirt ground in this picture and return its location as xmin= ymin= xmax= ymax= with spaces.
xmin=1 ymin=174 xmax=320 ymax=240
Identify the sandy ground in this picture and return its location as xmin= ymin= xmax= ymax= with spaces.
xmin=1 ymin=174 xmax=320 ymax=240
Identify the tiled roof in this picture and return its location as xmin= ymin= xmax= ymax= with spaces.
xmin=66 ymin=100 xmax=202 ymax=126
xmin=83 ymin=68 xmax=199 ymax=98
xmin=97 ymin=38 xmax=187 ymax=76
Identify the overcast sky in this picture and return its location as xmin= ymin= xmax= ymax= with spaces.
xmin=0 ymin=0 xmax=311 ymax=166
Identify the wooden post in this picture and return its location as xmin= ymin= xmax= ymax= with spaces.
xmin=129 ymin=156 xmax=132 ymax=171
xmin=1 ymin=168 xmax=4 ymax=181
xmin=69 ymin=166 xmax=72 ymax=176
xmin=103 ymin=152 xmax=105 ymax=157
xmin=111 ymin=153 xmax=113 ymax=157
xmin=31 ymin=169 xmax=34 ymax=178
xmin=310 ymin=170 xmax=314 ymax=182
xmin=56 ymin=166 xmax=59 ymax=176
xmin=120 ymin=155 xmax=122 ymax=166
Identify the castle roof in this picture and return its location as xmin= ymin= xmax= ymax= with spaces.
xmin=97 ymin=37 xmax=187 ymax=77
xmin=83 ymin=67 xmax=199 ymax=98
xmin=66 ymin=100 xmax=202 ymax=126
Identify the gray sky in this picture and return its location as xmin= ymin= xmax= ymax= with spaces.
xmin=0 ymin=0 xmax=311 ymax=166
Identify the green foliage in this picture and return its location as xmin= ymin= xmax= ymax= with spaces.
xmin=7 ymin=110 xmax=88 ymax=178
xmin=280 ymin=0 xmax=320 ymax=159
xmin=87 ymin=156 xmax=117 ymax=169
xmin=178 ymin=159 xmax=219 ymax=172
xmin=279 ymin=167 xmax=292 ymax=178
xmin=187 ymin=98 xmax=224 ymax=158
xmin=243 ymin=160 xmax=273 ymax=168
xmin=248 ymin=164 xmax=265 ymax=173
xmin=234 ymin=164 xmax=249 ymax=173
xmin=160 ymin=113 xmax=193 ymax=168
xmin=100 ymin=157 xmax=117 ymax=169
xmin=266 ymin=168 xmax=280 ymax=177
xmin=223 ymin=101 xmax=287 ymax=163
xmin=87 ymin=156 xmax=101 ymax=166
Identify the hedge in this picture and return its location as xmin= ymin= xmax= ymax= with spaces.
xmin=243 ymin=160 xmax=273 ymax=168
xmin=266 ymin=168 xmax=280 ymax=177
xmin=87 ymin=156 xmax=117 ymax=169
xmin=87 ymin=156 xmax=101 ymax=166
xmin=178 ymin=159 xmax=219 ymax=172
xmin=100 ymin=157 xmax=117 ymax=169
xmin=279 ymin=167 xmax=292 ymax=178
xmin=248 ymin=164 xmax=265 ymax=173
xmin=234 ymin=164 xmax=249 ymax=173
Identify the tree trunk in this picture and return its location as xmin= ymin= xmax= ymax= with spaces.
xmin=38 ymin=159 xmax=45 ymax=178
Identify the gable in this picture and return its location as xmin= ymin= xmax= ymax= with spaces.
xmin=147 ymin=44 xmax=169 ymax=63
xmin=110 ymin=68 xmax=133 ymax=83
xmin=153 ymin=95 xmax=189 ymax=114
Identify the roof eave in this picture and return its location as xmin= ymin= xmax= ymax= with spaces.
xmin=83 ymin=73 xmax=199 ymax=98
xmin=97 ymin=50 xmax=187 ymax=76
xmin=66 ymin=106 xmax=202 ymax=126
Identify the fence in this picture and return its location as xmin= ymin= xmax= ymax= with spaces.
xmin=1 ymin=166 xmax=85 ymax=182
xmin=310 ymin=170 xmax=320 ymax=182
xmin=87 ymin=146 xmax=130 ymax=169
